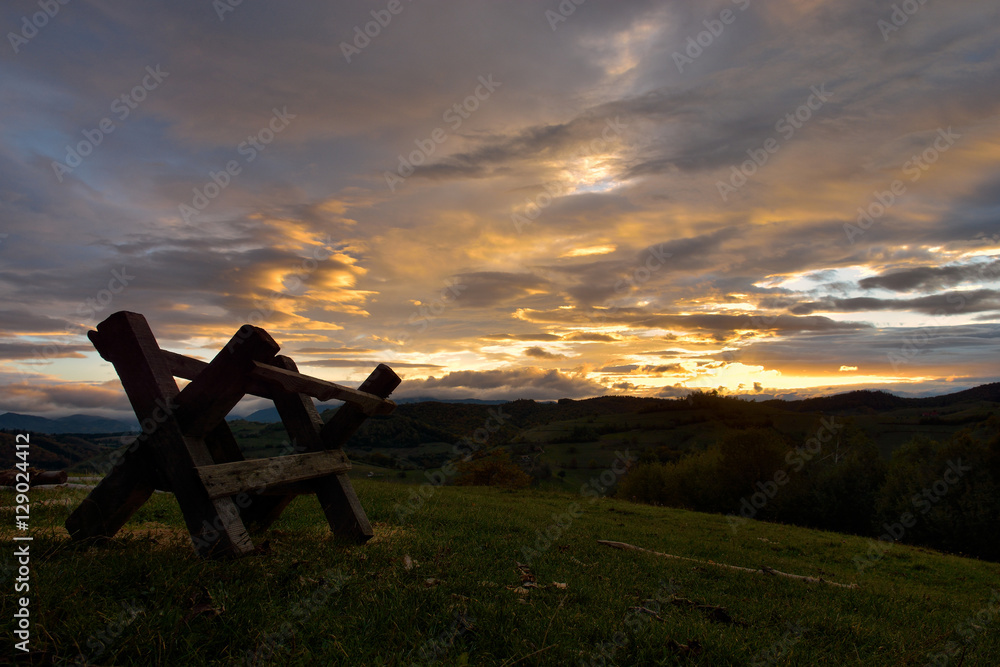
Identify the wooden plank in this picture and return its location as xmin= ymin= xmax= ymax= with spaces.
xmin=65 ymin=311 xmax=254 ymax=558
xmin=249 ymin=362 xmax=395 ymax=415
xmin=249 ymin=357 xmax=396 ymax=541
xmin=196 ymin=450 xmax=351 ymax=500
xmin=238 ymin=355 xmax=324 ymax=530
xmin=162 ymin=349 xmax=277 ymax=401
xmin=175 ymin=326 xmax=279 ymax=437
xmin=316 ymin=363 xmax=399 ymax=542
xmin=320 ymin=363 xmax=401 ymax=448
xmin=203 ymin=420 xmax=246 ymax=472
xmin=65 ymin=440 xmax=156 ymax=540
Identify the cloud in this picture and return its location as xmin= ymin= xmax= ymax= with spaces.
xmin=0 ymin=310 xmax=83 ymax=335
xmin=0 ymin=342 xmax=91 ymax=360
xmin=524 ymin=346 xmax=566 ymax=360
xmin=560 ymin=332 xmax=619 ymax=342
xmin=481 ymin=333 xmax=562 ymax=342
xmin=0 ymin=380 xmax=132 ymax=414
xmin=1 ymin=0 xmax=999 ymax=413
xmin=790 ymin=290 xmax=1000 ymax=316
xmin=858 ymin=258 xmax=1000 ymax=292
xmin=403 ymin=367 xmax=604 ymax=400
xmin=450 ymin=272 xmax=550 ymax=308
xmin=304 ymin=359 xmax=444 ymax=369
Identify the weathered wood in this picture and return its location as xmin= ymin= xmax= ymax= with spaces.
xmin=175 ymin=326 xmax=279 ymax=437
xmin=162 ymin=349 xmax=276 ymax=400
xmin=66 ymin=312 xmax=254 ymax=558
xmin=197 ymin=450 xmax=351 ymax=500
xmin=66 ymin=310 xmax=396 ymax=558
xmin=238 ymin=355 xmax=324 ymax=531
xmin=259 ymin=358 xmax=399 ymax=541
xmin=314 ymin=363 xmax=400 ymax=542
xmin=320 ymin=363 xmax=401 ymax=448
xmin=250 ymin=362 xmax=395 ymax=415
xmin=65 ymin=444 xmax=156 ymax=540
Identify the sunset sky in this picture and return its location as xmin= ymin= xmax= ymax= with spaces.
xmin=1 ymin=0 xmax=999 ymax=420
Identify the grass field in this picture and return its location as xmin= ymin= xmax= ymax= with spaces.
xmin=3 ymin=479 xmax=1000 ymax=665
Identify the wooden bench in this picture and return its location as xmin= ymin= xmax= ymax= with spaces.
xmin=65 ymin=311 xmax=399 ymax=558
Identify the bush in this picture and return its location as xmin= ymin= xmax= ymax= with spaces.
xmin=454 ymin=449 xmax=532 ymax=489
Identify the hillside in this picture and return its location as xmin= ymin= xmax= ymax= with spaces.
xmin=772 ymin=383 xmax=1000 ymax=414
xmin=7 ymin=385 xmax=1000 ymax=478
xmin=0 ymin=412 xmax=135 ymax=434
xmin=2 ymin=481 xmax=998 ymax=664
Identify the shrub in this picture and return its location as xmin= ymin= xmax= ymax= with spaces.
xmin=454 ymin=449 xmax=532 ymax=489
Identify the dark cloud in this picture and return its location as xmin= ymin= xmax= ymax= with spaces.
xmin=0 ymin=343 xmax=90 ymax=360
xmin=481 ymin=333 xmax=562 ymax=342
xmin=0 ymin=381 xmax=132 ymax=414
xmin=0 ymin=310 xmax=83 ymax=335
xmin=450 ymin=272 xmax=550 ymax=308
xmin=859 ymin=259 xmax=1000 ymax=292
xmin=561 ymin=332 xmax=618 ymax=342
xmin=791 ymin=290 xmax=1000 ymax=316
xmin=404 ymin=367 xmax=604 ymax=400
xmin=524 ymin=346 xmax=566 ymax=360
xmin=305 ymin=359 xmax=444 ymax=369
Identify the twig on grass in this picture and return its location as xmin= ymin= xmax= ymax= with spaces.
xmin=596 ymin=539 xmax=859 ymax=589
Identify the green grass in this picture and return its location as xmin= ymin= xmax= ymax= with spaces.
xmin=3 ymin=481 xmax=1000 ymax=665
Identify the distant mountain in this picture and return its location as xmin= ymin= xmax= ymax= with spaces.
xmin=230 ymin=397 xmax=510 ymax=423
xmin=774 ymin=383 xmax=1000 ymax=414
xmin=392 ymin=397 xmax=512 ymax=405
xmin=0 ymin=412 xmax=136 ymax=434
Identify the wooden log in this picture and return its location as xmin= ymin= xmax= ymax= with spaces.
xmin=314 ymin=363 xmax=400 ymax=542
xmin=320 ymin=363 xmax=401 ymax=448
xmin=197 ymin=450 xmax=351 ymax=500
xmin=249 ymin=362 xmax=395 ymax=415
xmin=596 ymin=540 xmax=859 ymax=589
xmin=175 ymin=326 xmax=279 ymax=437
xmin=238 ymin=355 xmax=325 ymax=531
xmin=162 ymin=349 xmax=276 ymax=400
xmin=65 ymin=312 xmax=254 ymax=558
xmin=245 ymin=358 xmax=399 ymax=541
